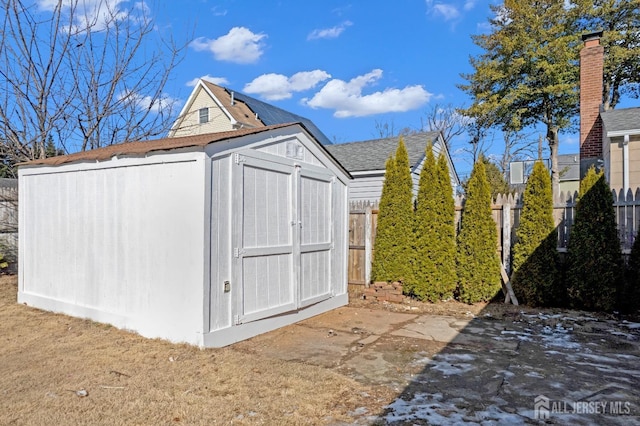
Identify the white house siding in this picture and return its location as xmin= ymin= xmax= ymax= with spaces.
xmin=171 ymin=87 xmax=234 ymax=138
xmin=348 ymin=174 xmax=385 ymax=202
xmin=18 ymin=153 xmax=207 ymax=345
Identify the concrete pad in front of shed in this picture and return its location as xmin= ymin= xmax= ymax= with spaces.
xmin=297 ymin=306 xmax=417 ymax=335
xmin=391 ymin=315 xmax=470 ymax=343
xmin=236 ymin=322 xmax=362 ymax=368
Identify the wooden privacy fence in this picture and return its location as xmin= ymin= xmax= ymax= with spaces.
xmin=348 ymin=189 xmax=640 ymax=286
xmin=0 ymin=178 xmax=18 ymax=272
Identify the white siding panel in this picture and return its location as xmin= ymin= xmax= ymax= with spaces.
xmin=242 ymin=254 xmax=293 ymax=315
xmin=301 ymin=176 xmax=331 ymax=245
xmin=348 ymin=175 xmax=384 ymax=202
xmin=300 ymin=251 xmax=329 ymax=302
xmin=256 ymin=139 xmax=324 ymax=166
xmin=20 ymin=158 xmax=205 ymax=344
xmin=209 ymin=157 xmax=233 ymax=332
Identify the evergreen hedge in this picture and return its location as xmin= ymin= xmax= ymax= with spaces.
xmin=511 ymin=160 xmax=560 ymax=307
xmin=406 ymin=144 xmax=457 ymax=301
xmin=371 ymin=138 xmax=414 ymax=283
xmin=566 ymin=167 xmax=622 ymax=312
xmin=456 ymin=160 xmax=502 ymax=303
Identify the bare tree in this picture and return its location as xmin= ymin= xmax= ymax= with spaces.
xmin=0 ymin=0 xmax=188 ymax=174
xmin=419 ymin=103 xmax=471 ymax=151
xmin=495 ymin=130 xmax=538 ymax=176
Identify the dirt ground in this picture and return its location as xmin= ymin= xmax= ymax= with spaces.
xmin=0 ymin=275 xmax=392 ymax=425
xmin=2 ymin=275 xmax=639 ymax=425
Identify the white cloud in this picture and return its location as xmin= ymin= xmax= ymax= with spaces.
xmin=425 ymin=0 xmax=479 ymax=22
xmin=186 ymin=75 xmax=229 ymax=87
xmin=119 ymin=90 xmax=180 ymax=113
xmin=243 ymin=70 xmax=331 ymax=101
xmin=303 ymin=69 xmax=432 ymax=118
xmin=38 ymin=0 xmax=139 ymax=32
xmin=432 ymin=4 xmax=460 ymax=21
xmin=307 ymin=21 xmax=353 ymax=40
xmin=190 ymin=27 xmax=267 ymax=64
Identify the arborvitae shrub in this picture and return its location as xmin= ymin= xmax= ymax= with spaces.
xmin=406 ymin=143 xmax=457 ymax=301
xmin=566 ymin=167 xmax=622 ymax=311
xmin=371 ymin=138 xmax=414 ymax=283
xmin=511 ymin=160 xmax=560 ymax=307
xmin=456 ymin=160 xmax=502 ymax=303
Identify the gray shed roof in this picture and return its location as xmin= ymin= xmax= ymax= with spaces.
xmin=601 ymin=107 xmax=640 ymax=136
xmin=325 ymin=132 xmax=442 ymax=172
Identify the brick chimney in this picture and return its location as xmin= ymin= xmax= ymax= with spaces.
xmin=579 ymin=31 xmax=604 ymax=176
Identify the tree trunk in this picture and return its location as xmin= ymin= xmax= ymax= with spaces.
xmin=547 ymin=126 xmax=560 ymax=198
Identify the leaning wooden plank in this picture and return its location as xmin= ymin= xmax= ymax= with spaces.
xmin=500 ymin=264 xmax=519 ymax=306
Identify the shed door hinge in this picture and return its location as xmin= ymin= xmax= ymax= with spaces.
xmin=234 ymin=153 xmax=246 ymax=164
xmin=233 ymin=247 xmax=245 ymax=258
xmin=234 ymin=315 xmax=241 ymax=325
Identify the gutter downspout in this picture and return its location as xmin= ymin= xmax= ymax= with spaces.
xmin=623 ymin=134 xmax=630 ymax=195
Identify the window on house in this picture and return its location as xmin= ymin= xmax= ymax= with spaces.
xmin=199 ymin=108 xmax=209 ymax=124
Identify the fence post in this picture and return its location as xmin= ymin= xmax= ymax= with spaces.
xmin=364 ymin=203 xmax=372 ymax=286
xmin=503 ymin=201 xmax=511 ymax=275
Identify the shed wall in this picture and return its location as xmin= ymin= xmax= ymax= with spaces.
xmin=19 ymin=154 xmax=207 ymax=345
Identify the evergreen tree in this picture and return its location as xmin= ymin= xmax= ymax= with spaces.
xmin=511 ymin=160 xmax=560 ymax=306
xmin=456 ymin=160 xmax=502 ymax=303
xmin=566 ymin=167 xmax=622 ymax=311
xmin=371 ymin=138 xmax=413 ymax=283
xmin=406 ymin=144 xmax=456 ymax=301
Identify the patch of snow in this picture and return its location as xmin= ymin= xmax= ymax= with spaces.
xmin=620 ymin=321 xmax=640 ymax=330
xmin=384 ymin=393 xmax=528 ymax=425
xmin=525 ymin=371 xmax=545 ymax=378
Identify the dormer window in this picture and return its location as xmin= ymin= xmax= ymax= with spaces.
xmin=199 ymin=107 xmax=209 ymax=124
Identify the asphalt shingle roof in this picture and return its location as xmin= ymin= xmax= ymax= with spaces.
xmin=601 ymin=107 xmax=640 ymax=135
xmin=325 ymin=132 xmax=441 ymax=172
xmin=230 ymin=91 xmax=333 ymax=146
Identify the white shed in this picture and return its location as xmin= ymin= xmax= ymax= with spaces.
xmin=18 ymin=123 xmax=350 ymax=347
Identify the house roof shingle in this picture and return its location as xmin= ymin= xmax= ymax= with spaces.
xmin=201 ymin=81 xmax=333 ymax=146
xmin=22 ymin=124 xmax=296 ymax=167
xmin=325 ymin=132 xmax=442 ymax=172
xmin=601 ymin=107 xmax=640 ymax=136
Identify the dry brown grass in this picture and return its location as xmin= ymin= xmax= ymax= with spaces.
xmin=0 ymin=276 xmax=390 ymax=425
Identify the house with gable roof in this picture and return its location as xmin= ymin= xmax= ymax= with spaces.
xmin=169 ymin=79 xmax=332 ymax=146
xmin=326 ymin=132 xmax=459 ymax=203
xmin=580 ymin=31 xmax=640 ymax=194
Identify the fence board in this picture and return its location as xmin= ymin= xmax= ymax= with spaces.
xmin=350 ymin=188 xmax=640 ymax=285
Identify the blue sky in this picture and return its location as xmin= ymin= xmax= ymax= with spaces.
xmin=37 ymin=0 xmax=616 ymax=177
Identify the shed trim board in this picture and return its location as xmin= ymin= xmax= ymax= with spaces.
xmin=18 ymin=124 xmax=349 ymax=348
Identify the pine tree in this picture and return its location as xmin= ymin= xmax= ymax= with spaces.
xmin=456 ymin=160 xmax=502 ymax=303
xmin=371 ymin=137 xmax=414 ymax=283
xmin=405 ymin=143 xmax=456 ymax=301
xmin=566 ymin=167 xmax=622 ymax=311
xmin=511 ymin=160 xmax=560 ymax=306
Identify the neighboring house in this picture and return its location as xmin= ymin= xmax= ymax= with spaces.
xmin=601 ymin=107 xmax=640 ymax=193
xmin=169 ymin=79 xmax=332 ymax=145
xmin=18 ymin=123 xmax=350 ymax=348
xmin=580 ymin=31 xmax=640 ymax=193
xmin=558 ymin=154 xmax=580 ymax=194
xmin=325 ymin=132 xmax=459 ymax=203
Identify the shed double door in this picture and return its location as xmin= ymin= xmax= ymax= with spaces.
xmin=233 ymin=151 xmax=334 ymax=324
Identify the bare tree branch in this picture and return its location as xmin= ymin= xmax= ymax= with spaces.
xmin=0 ymin=0 xmax=190 ymax=173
